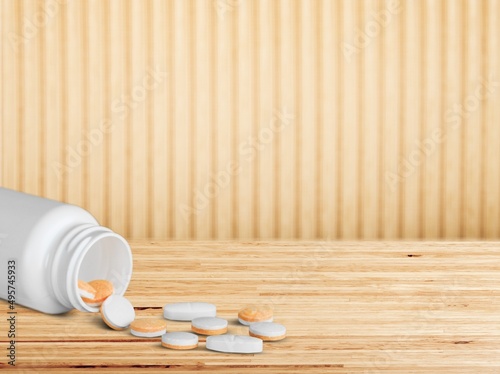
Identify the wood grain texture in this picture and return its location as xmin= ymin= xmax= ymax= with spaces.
xmin=2 ymin=241 xmax=500 ymax=372
xmin=1 ymin=0 xmax=500 ymax=240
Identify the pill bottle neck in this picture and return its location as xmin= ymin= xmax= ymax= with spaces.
xmin=51 ymin=224 xmax=132 ymax=312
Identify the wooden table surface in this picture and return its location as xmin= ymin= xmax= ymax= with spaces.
xmin=1 ymin=241 xmax=500 ymax=373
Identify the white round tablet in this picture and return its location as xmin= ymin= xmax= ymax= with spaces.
xmin=130 ymin=329 xmax=167 ymax=338
xmin=161 ymin=332 xmax=199 ymax=350
xmin=191 ymin=317 xmax=228 ymax=335
xmin=249 ymin=322 xmax=286 ymax=341
xmin=163 ymin=302 xmax=216 ymax=321
xmin=206 ymin=334 xmax=263 ymax=354
xmin=238 ymin=316 xmax=273 ymax=326
xmin=100 ymin=295 xmax=135 ymax=330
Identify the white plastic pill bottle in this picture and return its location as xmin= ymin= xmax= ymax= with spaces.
xmin=0 ymin=188 xmax=132 ymax=314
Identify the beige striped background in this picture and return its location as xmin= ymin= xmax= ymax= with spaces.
xmin=1 ymin=0 xmax=500 ymax=240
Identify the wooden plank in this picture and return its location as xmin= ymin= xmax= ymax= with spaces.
xmin=484 ymin=0 xmax=500 ymax=239
xmin=65 ymin=0 xmax=84 ymax=207
xmin=443 ymin=0 xmax=463 ymax=239
xmin=215 ymin=0 xmax=233 ymax=239
xmin=1 ymin=0 xmax=20 ymax=191
xmin=422 ymin=0 xmax=442 ymax=238
xmin=129 ymin=0 xmax=148 ymax=238
xmin=1 ymin=1 xmax=499 ymax=241
xmin=191 ymin=0 xmax=210 ymax=239
xmin=21 ymin=0 xmax=41 ymax=196
xmin=319 ymin=0 xmax=338 ymax=240
xmin=236 ymin=0 xmax=255 ymax=239
xmin=150 ymin=0 xmax=169 ymax=238
xmin=360 ymin=0 xmax=381 ymax=239
xmin=172 ymin=0 xmax=189 ymax=239
xmin=43 ymin=0 xmax=63 ymax=201
xmin=298 ymin=0 xmax=317 ymax=239
xmin=276 ymin=0 xmax=298 ymax=239
xmin=463 ymin=0 xmax=482 ymax=238
xmin=256 ymin=0 xmax=276 ymax=239
xmin=86 ymin=0 xmax=105 ymax=225
xmin=402 ymin=0 xmax=422 ymax=239
xmin=1 ymin=241 xmax=500 ymax=372
xmin=108 ymin=0 xmax=128 ymax=236
xmin=340 ymin=0 xmax=360 ymax=239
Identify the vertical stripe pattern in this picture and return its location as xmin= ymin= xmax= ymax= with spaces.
xmin=1 ymin=0 xmax=500 ymax=240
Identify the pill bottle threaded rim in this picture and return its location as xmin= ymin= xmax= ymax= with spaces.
xmin=50 ymin=224 xmax=133 ymax=313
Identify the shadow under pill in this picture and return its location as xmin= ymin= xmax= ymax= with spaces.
xmin=226 ymin=318 xmax=244 ymax=327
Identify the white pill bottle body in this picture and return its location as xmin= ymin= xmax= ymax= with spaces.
xmin=0 ymin=188 xmax=132 ymax=314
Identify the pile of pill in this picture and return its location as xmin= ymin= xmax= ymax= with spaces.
xmin=78 ymin=279 xmax=286 ymax=354
xmin=79 ymin=279 xmax=114 ymax=307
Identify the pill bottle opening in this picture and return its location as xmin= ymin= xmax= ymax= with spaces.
xmin=73 ymin=234 xmax=132 ymax=312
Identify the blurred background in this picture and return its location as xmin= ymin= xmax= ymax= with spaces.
xmin=1 ymin=0 xmax=499 ymax=240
